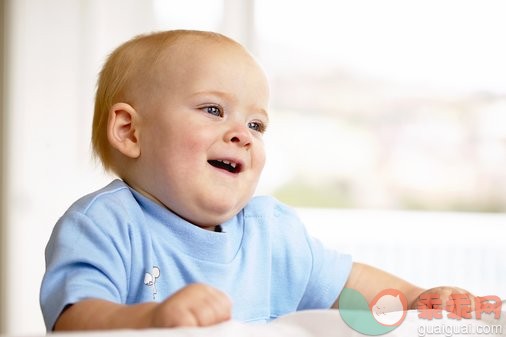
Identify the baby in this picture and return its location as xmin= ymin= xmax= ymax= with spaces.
xmin=40 ymin=30 xmax=472 ymax=331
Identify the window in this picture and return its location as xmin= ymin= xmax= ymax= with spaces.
xmin=254 ymin=0 xmax=506 ymax=212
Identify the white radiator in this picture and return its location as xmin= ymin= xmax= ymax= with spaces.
xmin=297 ymin=208 xmax=506 ymax=300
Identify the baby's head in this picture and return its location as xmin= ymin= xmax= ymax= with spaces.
xmin=92 ymin=30 xmax=270 ymax=228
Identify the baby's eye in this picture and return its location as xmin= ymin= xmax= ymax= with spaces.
xmin=248 ymin=121 xmax=266 ymax=133
xmin=203 ymin=106 xmax=223 ymax=117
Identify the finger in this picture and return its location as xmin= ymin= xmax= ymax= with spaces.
xmin=209 ymin=292 xmax=232 ymax=322
xmin=170 ymin=310 xmax=200 ymax=327
xmin=151 ymin=301 xmax=200 ymax=328
xmin=193 ymin=287 xmax=232 ymax=326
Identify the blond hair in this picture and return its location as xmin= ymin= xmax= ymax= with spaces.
xmin=91 ymin=30 xmax=238 ymax=172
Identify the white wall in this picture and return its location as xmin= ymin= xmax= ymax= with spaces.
xmin=2 ymin=0 xmax=155 ymax=334
xmin=1 ymin=0 xmax=7 ymax=333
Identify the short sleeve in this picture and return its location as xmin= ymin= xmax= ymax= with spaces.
xmin=297 ymin=233 xmax=353 ymax=310
xmin=258 ymin=197 xmax=353 ymax=313
xmin=40 ymin=210 xmax=131 ymax=330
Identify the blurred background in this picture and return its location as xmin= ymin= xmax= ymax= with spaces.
xmin=1 ymin=0 xmax=505 ymax=335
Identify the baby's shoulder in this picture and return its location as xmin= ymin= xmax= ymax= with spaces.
xmin=65 ymin=179 xmax=137 ymax=218
xmin=51 ymin=180 xmax=140 ymax=244
xmin=245 ymin=196 xmax=313 ymax=254
xmin=244 ymin=196 xmax=305 ymax=232
xmin=245 ymin=195 xmax=296 ymax=217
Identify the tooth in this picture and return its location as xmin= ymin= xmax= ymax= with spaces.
xmin=222 ymin=160 xmax=230 ymax=165
xmin=231 ymin=163 xmax=237 ymax=168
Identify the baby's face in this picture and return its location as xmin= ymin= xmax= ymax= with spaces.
xmin=132 ymin=38 xmax=269 ymax=229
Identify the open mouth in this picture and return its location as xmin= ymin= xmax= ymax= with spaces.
xmin=208 ymin=159 xmax=242 ymax=174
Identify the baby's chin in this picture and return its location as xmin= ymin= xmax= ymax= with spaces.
xmin=184 ymin=201 xmax=248 ymax=229
xmin=187 ymin=210 xmax=239 ymax=229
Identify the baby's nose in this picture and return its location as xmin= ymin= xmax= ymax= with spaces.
xmin=224 ymin=123 xmax=252 ymax=147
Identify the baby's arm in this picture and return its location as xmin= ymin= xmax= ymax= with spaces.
xmin=333 ymin=262 xmax=473 ymax=310
xmin=54 ymin=283 xmax=232 ymax=331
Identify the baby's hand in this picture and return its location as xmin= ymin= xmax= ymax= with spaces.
xmin=149 ymin=283 xmax=232 ymax=327
xmin=411 ymin=286 xmax=475 ymax=316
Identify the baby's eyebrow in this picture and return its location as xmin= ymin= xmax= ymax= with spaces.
xmin=256 ymin=108 xmax=269 ymax=122
xmin=188 ymin=90 xmax=234 ymax=101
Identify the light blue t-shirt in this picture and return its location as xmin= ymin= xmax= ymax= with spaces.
xmin=40 ymin=179 xmax=352 ymax=330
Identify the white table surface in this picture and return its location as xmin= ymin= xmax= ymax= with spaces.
xmin=4 ymin=308 xmax=504 ymax=337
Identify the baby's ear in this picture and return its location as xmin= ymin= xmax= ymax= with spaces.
xmin=107 ymin=102 xmax=141 ymax=159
